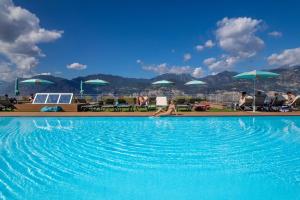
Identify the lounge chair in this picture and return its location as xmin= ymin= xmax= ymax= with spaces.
xmin=0 ymin=104 xmax=5 ymax=111
xmin=102 ymin=98 xmax=116 ymax=111
xmin=0 ymin=96 xmax=15 ymax=111
xmin=254 ymin=95 xmax=266 ymax=111
xmin=145 ymin=97 xmax=157 ymax=111
xmin=135 ymin=96 xmax=149 ymax=111
xmin=175 ymin=98 xmax=191 ymax=111
xmin=192 ymin=101 xmax=210 ymax=111
xmin=79 ymin=99 xmax=102 ymax=112
xmin=156 ymin=97 xmax=168 ymax=109
xmin=287 ymin=95 xmax=300 ymax=111
xmin=116 ymin=98 xmax=134 ymax=112
xmin=238 ymin=96 xmax=253 ymax=111
xmin=268 ymin=96 xmax=285 ymax=111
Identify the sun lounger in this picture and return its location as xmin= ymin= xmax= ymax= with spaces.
xmin=254 ymin=95 xmax=266 ymax=111
xmin=268 ymin=96 xmax=285 ymax=111
xmin=238 ymin=96 xmax=253 ymax=111
xmin=287 ymin=95 xmax=300 ymax=111
xmin=80 ymin=99 xmax=103 ymax=112
xmin=176 ymin=98 xmax=191 ymax=111
xmin=192 ymin=102 xmax=210 ymax=111
xmin=0 ymin=104 xmax=5 ymax=111
xmin=116 ymin=98 xmax=134 ymax=112
xmin=102 ymin=98 xmax=116 ymax=111
xmin=156 ymin=96 xmax=168 ymax=107
xmin=145 ymin=97 xmax=157 ymax=111
xmin=0 ymin=96 xmax=15 ymax=111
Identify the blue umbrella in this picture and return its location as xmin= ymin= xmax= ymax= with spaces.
xmin=234 ymin=70 xmax=280 ymax=112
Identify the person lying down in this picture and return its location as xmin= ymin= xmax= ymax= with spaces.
xmin=152 ymin=100 xmax=177 ymax=117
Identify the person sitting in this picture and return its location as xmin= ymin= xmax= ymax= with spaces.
xmin=255 ymin=90 xmax=267 ymax=99
xmin=153 ymin=100 xmax=177 ymax=117
xmin=137 ymin=96 xmax=149 ymax=106
xmin=238 ymin=92 xmax=247 ymax=110
xmin=286 ymin=91 xmax=296 ymax=105
xmin=4 ymin=94 xmax=17 ymax=104
xmin=29 ymin=93 xmax=34 ymax=103
xmin=192 ymin=101 xmax=210 ymax=111
xmin=137 ymin=96 xmax=144 ymax=106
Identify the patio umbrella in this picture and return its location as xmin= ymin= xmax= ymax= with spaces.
xmin=15 ymin=78 xmax=20 ymax=96
xmin=234 ymin=70 xmax=279 ymax=112
xmin=21 ymin=79 xmax=54 ymax=85
xmin=184 ymin=80 xmax=206 ymax=85
xmin=152 ymin=80 xmax=174 ymax=97
xmin=185 ymin=80 xmax=206 ymax=97
xmin=80 ymin=80 xmax=84 ymax=97
xmin=152 ymin=80 xmax=174 ymax=86
xmin=84 ymin=79 xmax=109 ymax=97
xmin=84 ymin=79 xmax=109 ymax=85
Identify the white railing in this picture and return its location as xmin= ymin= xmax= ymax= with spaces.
xmin=33 ymin=93 xmax=73 ymax=104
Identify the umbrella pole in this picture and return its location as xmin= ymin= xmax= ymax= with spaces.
xmin=253 ymin=78 xmax=256 ymax=112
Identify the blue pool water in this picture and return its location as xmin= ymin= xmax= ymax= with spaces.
xmin=0 ymin=117 xmax=300 ymax=200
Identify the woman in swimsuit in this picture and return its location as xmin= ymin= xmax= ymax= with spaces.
xmin=153 ymin=100 xmax=177 ymax=117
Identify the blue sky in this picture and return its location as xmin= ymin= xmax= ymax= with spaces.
xmin=1 ymin=0 xmax=300 ymax=80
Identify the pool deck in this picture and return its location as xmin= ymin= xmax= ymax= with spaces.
xmin=1 ymin=111 xmax=300 ymax=117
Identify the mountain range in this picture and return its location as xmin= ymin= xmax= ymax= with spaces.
xmin=1 ymin=66 xmax=300 ymax=96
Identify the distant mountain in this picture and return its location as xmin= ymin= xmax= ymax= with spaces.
xmin=1 ymin=66 xmax=300 ymax=96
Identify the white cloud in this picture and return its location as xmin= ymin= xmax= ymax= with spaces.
xmin=203 ymin=55 xmax=239 ymax=72
xmin=183 ymin=53 xmax=192 ymax=62
xmin=136 ymin=59 xmax=142 ymax=64
xmin=0 ymin=62 xmax=14 ymax=81
xmin=37 ymin=72 xmax=51 ymax=76
xmin=192 ymin=67 xmax=204 ymax=78
xmin=202 ymin=17 xmax=264 ymax=73
xmin=142 ymin=63 xmax=192 ymax=74
xmin=67 ymin=62 xmax=87 ymax=70
xmin=204 ymin=40 xmax=215 ymax=48
xmin=195 ymin=40 xmax=215 ymax=52
xmin=203 ymin=57 xmax=216 ymax=66
xmin=268 ymin=31 xmax=282 ymax=38
xmin=216 ymin=17 xmax=264 ymax=58
xmin=195 ymin=45 xmax=204 ymax=51
xmin=267 ymin=47 xmax=300 ymax=67
xmin=139 ymin=61 xmax=203 ymax=78
xmin=0 ymin=0 xmax=63 ymax=80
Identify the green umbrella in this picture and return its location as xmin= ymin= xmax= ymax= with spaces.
xmin=152 ymin=80 xmax=174 ymax=97
xmin=152 ymin=80 xmax=174 ymax=86
xmin=21 ymin=79 xmax=54 ymax=85
xmin=84 ymin=79 xmax=109 ymax=97
xmin=84 ymin=79 xmax=109 ymax=85
xmin=80 ymin=80 xmax=84 ymax=97
xmin=15 ymin=78 xmax=20 ymax=96
xmin=184 ymin=80 xmax=206 ymax=85
xmin=185 ymin=80 xmax=206 ymax=97
xmin=234 ymin=70 xmax=280 ymax=112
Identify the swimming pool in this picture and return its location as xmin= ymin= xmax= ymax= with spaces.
xmin=0 ymin=117 xmax=300 ymax=200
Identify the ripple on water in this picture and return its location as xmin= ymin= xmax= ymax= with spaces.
xmin=0 ymin=117 xmax=300 ymax=199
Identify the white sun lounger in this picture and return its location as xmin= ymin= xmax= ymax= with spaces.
xmin=288 ymin=95 xmax=300 ymax=108
xmin=156 ymin=96 xmax=168 ymax=107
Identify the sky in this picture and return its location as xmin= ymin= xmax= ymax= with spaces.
xmin=1 ymin=0 xmax=300 ymax=81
